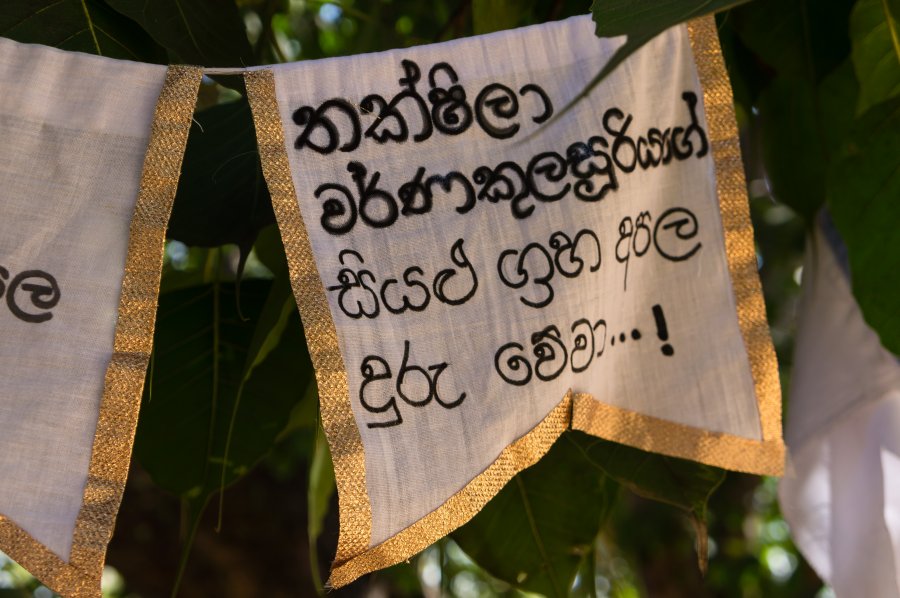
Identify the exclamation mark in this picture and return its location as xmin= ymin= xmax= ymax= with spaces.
xmin=652 ymin=304 xmax=674 ymax=356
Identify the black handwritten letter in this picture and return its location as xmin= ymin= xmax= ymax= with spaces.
xmin=316 ymin=182 xmax=358 ymax=235
xmin=360 ymin=356 xmax=401 ymax=428
xmin=474 ymin=83 xmax=521 ymax=140
xmin=519 ymin=83 xmax=553 ymax=124
xmin=348 ymin=161 xmax=399 ymax=229
xmin=526 ymin=151 xmax=570 ymax=203
xmin=494 ymin=342 xmax=533 ymax=386
xmin=380 ymin=266 xmax=430 ymax=315
xmin=427 ymin=63 xmax=474 ymax=135
xmin=531 ymin=325 xmax=568 ymax=381
xmin=433 ymin=238 xmax=479 ymax=306
xmin=293 ymin=98 xmax=361 ymax=154
xmin=326 ymin=249 xmax=380 ymax=319
xmin=654 ymin=207 xmax=702 ymax=261
xmin=5 ymin=270 xmax=60 ymax=324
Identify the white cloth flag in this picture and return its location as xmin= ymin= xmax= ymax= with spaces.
xmin=780 ymin=215 xmax=900 ymax=598
xmin=0 ymin=39 xmax=200 ymax=597
xmin=245 ymin=14 xmax=783 ymax=585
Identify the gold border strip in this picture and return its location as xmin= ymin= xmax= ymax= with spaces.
xmin=0 ymin=518 xmax=84 ymax=593
xmin=329 ymin=394 xmax=572 ymax=588
xmin=688 ymin=15 xmax=783 ymax=443
xmin=0 ymin=65 xmax=202 ymax=598
xmin=244 ymin=69 xmax=372 ymax=564
xmin=572 ymin=395 xmax=784 ymax=475
xmin=570 ymin=17 xmax=784 ymax=475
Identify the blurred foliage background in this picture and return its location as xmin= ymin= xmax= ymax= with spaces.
xmin=3 ymin=0 xmax=899 ymax=595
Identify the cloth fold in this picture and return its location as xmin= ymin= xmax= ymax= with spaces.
xmin=780 ymin=218 xmax=900 ymax=597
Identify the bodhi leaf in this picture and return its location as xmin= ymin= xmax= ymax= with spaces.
xmin=213 ymin=272 xmax=300 ymax=525
xmin=818 ymin=60 xmax=862 ymax=154
xmin=136 ymin=273 xmax=314 ymax=591
xmin=755 ymin=78 xmax=829 ymax=221
xmin=546 ymin=0 xmax=751 ymax=125
xmin=723 ymin=0 xmax=858 ymax=220
xmin=452 ymin=431 xmax=618 ymax=597
xmin=253 ymin=224 xmax=290 ymax=279
xmin=827 ymin=96 xmax=900 ymax=356
xmin=591 ymin=0 xmax=748 ymax=37
xmin=135 ymin=277 xmax=313 ymax=500
xmin=0 ymin=0 xmax=165 ymax=62
xmin=566 ymin=432 xmax=726 ymax=573
xmin=102 ymin=0 xmax=254 ymax=67
xmin=850 ymin=0 xmax=900 ymax=113
xmin=752 ymin=60 xmax=858 ymax=219
xmin=168 ymin=99 xmax=276 ymax=249
xmin=136 ymin=279 xmax=263 ymax=496
xmin=730 ymin=0 xmax=855 ymax=83
xmin=472 ymin=0 xmax=534 ymax=34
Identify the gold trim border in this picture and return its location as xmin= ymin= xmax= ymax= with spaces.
xmin=244 ymin=69 xmax=372 ymax=565
xmin=0 ymin=66 xmax=202 ymax=598
xmin=690 ymin=15 xmax=783 ymax=445
xmin=571 ymin=16 xmax=784 ymax=476
xmin=329 ymin=394 xmax=572 ymax=588
xmin=572 ymin=396 xmax=784 ymax=475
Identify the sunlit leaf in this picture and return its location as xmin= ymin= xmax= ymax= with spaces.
xmin=472 ymin=0 xmax=533 ymax=34
xmin=850 ymin=0 xmax=900 ymax=113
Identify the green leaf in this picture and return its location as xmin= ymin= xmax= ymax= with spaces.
xmin=307 ymin=424 xmax=335 ymax=596
xmin=169 ymin=99 xmax=276 ymax=248
xmin=214 ymin=272 xmax=299 ymax=525
xmin=135 ymin=276 xmax=313 ymax=498
xmin=756 ymin=78 xmax=829 ymax=220
xmin=818 ymin=59 xmax=863 ymax=154
xmin=0 ymin=0 xmax=165 ymax=62
xmin=566 ymin=432 xmax=726 ymax=573
xmin=731 ymin=0 xmax=856 ymax=83
xmin=729 ymin=0 xmax=859 ymax=221
xmin=751 ymin=59 xmax=859 ymax=220
xmin=569 ymin=434 xmax=725 ymax=519
xmin=452 ymin=431 xmax=618 ymax=597
xmin=827 ymin=96 xmax=900 ymax=355
xmin=730 ymin=0 xmax=808 ymax=80
xmin=591 ymin=0 xmax=749 ymax=37
xmin=472 ymin=0 xmax=533 ymax=34
xmin=253 ymin=224 xmax=289 ymax=279
xmin=548 ymin=0 xmax=750 ymax=127
xmin=850 ymin=0 xmax=900 ymax=113
xmin=136 ymin=272 xmax=314 ymax=594
xmin=102 ymin=0 xmax=255 ymax=67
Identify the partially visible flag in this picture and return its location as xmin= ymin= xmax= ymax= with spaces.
xmin=780 ymin=213 xmax=900 ymax=597
xmin=0 ymin=38 xmax=200 ymax=597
